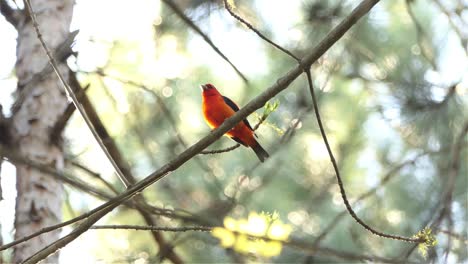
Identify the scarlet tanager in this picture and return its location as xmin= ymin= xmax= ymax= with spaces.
xmin=201 ymin=83 xmax=270 ymax=162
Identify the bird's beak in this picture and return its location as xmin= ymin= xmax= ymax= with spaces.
xmin=200 ymin=84 xmax=207 ymax=91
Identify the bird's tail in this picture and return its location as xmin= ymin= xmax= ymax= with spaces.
xmin=251 ymin=142 xmax=270 ymax=162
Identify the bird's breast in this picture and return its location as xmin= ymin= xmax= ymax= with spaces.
xmin=202 ymin=101 xmax=233 ymax=129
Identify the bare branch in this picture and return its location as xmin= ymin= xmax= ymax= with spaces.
xmin=91 ymin=225 xmax=212 ymax=232
xmin=90 ymin=224 xmax=412 ymax=263
xmin=311 ymin=149 xmax=451 ymax=247
xmin=304 ymin=68 xmax=422 ymax=243
xmin=50 ymin=84 xmax=90 ymax=142
xmin=437 ymin=229 xmax=468 ymax=244
xmin=90 ymin=225 xmax=408 ymax=263
xmin=0 ymin=148 xmax=204 ymax=255
xmin=161 ymin=0 xmax=249 ymax=83
xmin=223 ymin=0 xmax=299 ymax=61
xmin=0 ymin=145 xmax=116 ymax=201
xmin=68 ymin=159 xmax=119 ymax=195
xmin=201 ymin=143 xmax=240 ymax=154
xmin=66 ymin=73 xmax=185 ymax=263
xmin=22 ymin=0 xmax=130 ymax=188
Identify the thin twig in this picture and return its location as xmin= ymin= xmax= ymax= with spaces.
xmin=161 ymin=0 xmax=249 ymax=83
xmin=69 ymin=159 xmax=119 ymax=195
xmin=201 ymin=143 xmax=241 ymax=154
xmin=66 ymin=73 xmax=185 ymax=264
xmin=23 ymin=0 xmax=130 ymax=188
xmin=437 ymin=229 xmax=468 ymax=244
xmin=311 ymin=149 xmax=448 ymax=247
xmin=0 ymin=146 xmax=116 ymax=202
xmin=21 ymin=0 xmax=382 ymax=261
xmin=50 ymin=84 xmax=90 ymax=142
xmin=90 ymin=224 xmax=409 ymax=263
xmin=0 ymin=142 xmax=208 ymax=251
xmin=91 ymin=225 xmax=212 ymax=232
xmin=304 ymin=68 xmax=422 ymax=243
xmin=223 ymin=0 xmax=300 ymax=62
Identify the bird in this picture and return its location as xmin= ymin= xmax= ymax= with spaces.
xmin=201 ymin=83 xmax=269 ymax=162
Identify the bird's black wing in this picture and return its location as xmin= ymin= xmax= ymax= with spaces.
xmin=222 ymin=96 xmax=255 ymax=132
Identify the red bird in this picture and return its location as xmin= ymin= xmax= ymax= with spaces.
xmin=201 ymin=83 xmax=269 ymax=162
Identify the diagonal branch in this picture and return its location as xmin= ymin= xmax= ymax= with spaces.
xmin=161 ymin=0 xmax=249 ymax=83
xmin=91 ymin=224 xmax=415 ymax=263
xmin=22 ymin=0 xmax=382 ymax=262
xmin=0 ymin=145 xmax=117 ymax=201
xmin=223 ymin=0 xmax=299 ymax=61
xmin=66 ymin=73 xmax=184 ymax=263
xmin=310 ymin=149 xmax=451 ymax=247
xmin=23 ymin=0 xmax=130 ymax=188
xmin=0 ymin=145 xmax=207 ymax=251
xmin=68 ymin=159 xmax=119 ymax=195
xmin=50 ymin=84 xmax=90 ymax=142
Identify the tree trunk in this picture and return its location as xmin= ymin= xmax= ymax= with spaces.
xmin=11 ymin=0 xmax=73 ymax=262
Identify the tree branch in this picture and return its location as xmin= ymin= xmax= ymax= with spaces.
xmin=305 ymin=68 xmax=423 ymax=243
xmin=310 ymin=149 xmax=450 ymax=247
xmin=68 ymin=159 xmax=119 ymax=195
xmin=0 ymin=146 xmax=210 ymax=251
xmin=0 ymin=145 xmax=116 ymax=200
xmin=66 ymin=73 xmax=185 ymax=263
xmin=90 ymin=225 xmax=410 ymax=263
xmin=91 ymin=225 xmax=212 ymax=232
xmin=50 ymin=84 xmax=90 ymax=142
xmin=21 ymin=1 xmax=130 ymax=187
xmin=161 ymin=0 xmax=249 ymax=83
xmin=223 ymin=0 xmax=299 ymax=61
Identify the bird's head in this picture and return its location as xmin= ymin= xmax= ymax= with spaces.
xmin=200 ymin=83 xmax=221 ymax=97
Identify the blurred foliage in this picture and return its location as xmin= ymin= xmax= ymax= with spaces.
xmin=212 ymin=211 xmax=292 ymax=258
xmin=57 ymin=0 xmax=468 ymax=262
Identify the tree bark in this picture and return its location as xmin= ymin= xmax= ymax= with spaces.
xmin=11 ymin=0 xmax=73 ymax=262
